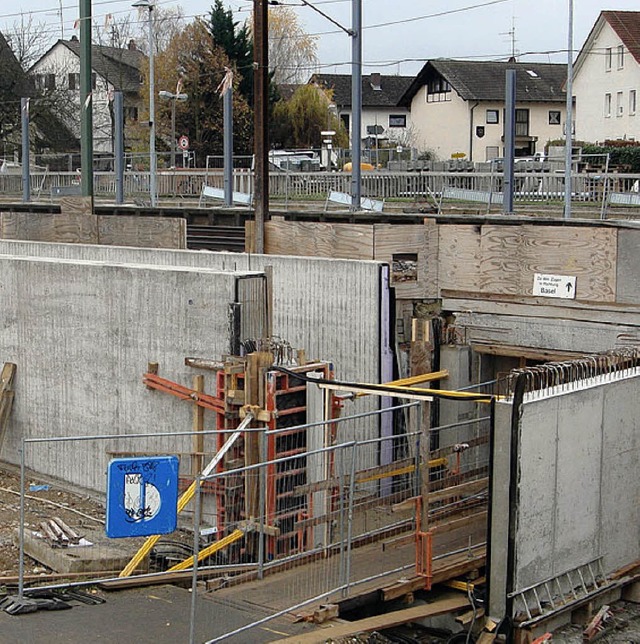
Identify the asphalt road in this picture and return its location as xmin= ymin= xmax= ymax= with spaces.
xmin=0 ymin=584 xmax=312 ymax=644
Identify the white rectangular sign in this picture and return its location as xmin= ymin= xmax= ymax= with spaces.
xmin=533 ymin=273 xmax=577 ymax=299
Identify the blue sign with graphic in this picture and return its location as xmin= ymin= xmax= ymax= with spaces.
xmin=106 ymin=456 xmax=179 ymax=538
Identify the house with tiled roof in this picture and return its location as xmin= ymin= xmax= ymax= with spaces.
xmin=572 ymin=11 xmax=640 ymax=144
xmin=310 ymin=73 xmax=414 ymax=149
xmin=29 ymin=36 xmax=144 ymax=156
xmin=398 ymin=60 xmax=567 ymax=162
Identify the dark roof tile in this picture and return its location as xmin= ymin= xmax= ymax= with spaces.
xmin=310 ymin=73 xmax=413 ymax=108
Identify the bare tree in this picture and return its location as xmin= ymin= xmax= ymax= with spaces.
xmin=266 ymin=6 xmax=318 ymax=85
xmin=6 ymin=14 xmax=51 ymax=70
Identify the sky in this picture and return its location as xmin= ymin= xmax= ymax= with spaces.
xmin=0 ymin=0 xmax=638 ymax=76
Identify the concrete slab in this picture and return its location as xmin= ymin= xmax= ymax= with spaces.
xmin=18 ymin=529 xmax=146 ymax=575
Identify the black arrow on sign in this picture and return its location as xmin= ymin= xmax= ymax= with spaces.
xmin=566 ymin=282 xmax=573 ymax=292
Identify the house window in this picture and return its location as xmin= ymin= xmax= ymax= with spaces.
xmin=486 ymin=109 xmax=499 ymax=124
xmin=68 ymin=73 xmax=80 ymax=90
xmin=630 ymin=90 xmax=637 ymax=116
xmin=605 ymin=93 xmax=612 ymax=117
xmin=124 ymin=106 xmax=139 ymax=121
xmin=549 ymin=110 xmax=561 ymax=125
xmin=618 ymin=44 xmax=625 ymax=69
xmin=515 ymin=109 xmax=529 ymax=136
xmin=388 ymin=114 xmax=406 ymax=128
xmin=605 ymin=48 xmax=612 ymax=71
xmin=426 ymin=75 xmax=451 ymax=102
xmin=36 ymin=73 xmax=56 ymax=91
xmin=91 ymin=73 xmax=97 ymax=90
xmin=340 ymin=113 xmax=350 ymax=133
xmin=485 ymin=146 xmax=500 ymax=161
xmin=617 ymin=91 xmax=624 ymax=117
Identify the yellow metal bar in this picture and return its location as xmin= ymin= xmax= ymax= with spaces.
xmin=168 ymin=529 xmax=245 ymax=572
xmin=355 ymin=370 xmax=449 ymax=397
xmin=357 ymin=458 xmax=448 ymax=485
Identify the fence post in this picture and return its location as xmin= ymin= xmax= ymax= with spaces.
xmin=343 ymin=443 xmax=357 ymax=598
xmin=18 ymin=437 xmax=26 ymax=597
xmin=189 ymin=474 xmax=202 ymax=644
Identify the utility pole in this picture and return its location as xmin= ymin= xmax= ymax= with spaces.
xmin=351 ymin=0 xmax=362 ymax=210
xmin=503 ymin=69 xmax=516 ymax=214
xmin=253 ymin=0 xmax=269 ymax=254
xmin=21 ymin=98 xmax=30 ymax=203
xmin=564 ymin=0 xmax=574 ymax=219
xmin=218 ymin=68 xmax=234 ymax=208
xmin=80 ymin=0 xmax=94 ymax=202
xmin=114 ymin=91 xmax=124 ymax=204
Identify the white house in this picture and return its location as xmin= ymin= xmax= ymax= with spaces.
xmin=310 ymin=73 xmax=414 ymax=150
xmin=29 ymin=36 xmax=144 ymax=157
xmin=573 ymin=11 xmax=640 ymax=144
xmin=398 ymin=60 xmax=567 ymax=162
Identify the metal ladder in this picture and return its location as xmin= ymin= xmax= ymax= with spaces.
xmin=509 ymin=557 xmax=608 ymax=623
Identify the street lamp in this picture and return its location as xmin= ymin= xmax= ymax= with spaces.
xmin=132 ymin=0 xmax=156 ymax=207
xmin=159 ymin=89 xmax=188 ymax=169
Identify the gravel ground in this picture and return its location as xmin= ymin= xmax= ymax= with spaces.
xmin=0 ymin=466 xmax=105 ymax=578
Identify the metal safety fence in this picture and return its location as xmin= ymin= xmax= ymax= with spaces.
xmin=10 ymin=393 xmax=490 ymax=643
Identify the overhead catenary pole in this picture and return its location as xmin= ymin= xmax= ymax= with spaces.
xmin=564 ymin=0 xmax=574 ymax=219
xmin=218 ymin=67 xmax=234 ymax=207
xmin=21 ymin=98 xmax=30 ymax=203
xmin=503 ymin=69 xmax=516 ymax=214
xmin=350 ymin=0 xmax=362 ymax=210
xmin=114 ymin=91 xmax=124 ymax=204
xmin=147 ymin=3 xmax=156 ymax=207
xmin=79 ymin=0 xmax=94 ymax=202
xmin=253 ymin=0 xmax=269 ymax=254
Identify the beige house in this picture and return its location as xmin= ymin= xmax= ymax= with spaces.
xmin=573 ymin=11 xmax=640 ymax=144
xmin=398 ymin=60 xmax=567 ymax=162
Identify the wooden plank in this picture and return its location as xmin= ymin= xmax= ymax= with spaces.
xmin=1 ymin=212 xmax=99 ymax=243
xmin=192 ymin=375 xmax=205 ymax=476
xmin=441 ymin=292 xmax=640 ymax=326
xmin=381 ymin=550 xmax=486 ymax=601
xmin=273 ymin=595 xmax=469 ymax=643
xmin=438 ymin=225 xmax=482 ymax=292
xmin=97 ymin=215 xmax=186 ymax=249
xmin=428 ymin=477 xmax=489 ymax=505
xmin=60 ymin=196 xmax=92 ymax=216
xmin=430 ymin=511 xmax=487 ymax=536
xmin=479 ymin=225 xmax=617 ymax=302
xmin=264 ymin=220 xmax=374 ymax=259
xmin=616 ymin=228 xmax=640 ymax=305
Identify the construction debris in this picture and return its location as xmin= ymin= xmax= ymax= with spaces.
xmin=38 ymin=517 xmax=84 ymax=548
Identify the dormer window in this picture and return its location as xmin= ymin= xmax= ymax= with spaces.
xmin=370 ymin=73 xmax=382 ymax=91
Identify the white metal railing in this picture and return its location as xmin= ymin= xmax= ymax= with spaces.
xmin=2 ymin=170 xmax=640 ymax=206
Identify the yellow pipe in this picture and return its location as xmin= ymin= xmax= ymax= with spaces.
xmin=355 ymin=370 xmax=449 ymax=397
xmin=168 ymin=529 xmax=245 ymax=572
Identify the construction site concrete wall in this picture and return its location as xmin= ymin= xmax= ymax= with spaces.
xmin=0 ymin=254 xmax=263 ymax=491
xmin=489 ymin=370 xmax=640 ymax=618
xmin=0 ymin=242 xmax=388 ymax=489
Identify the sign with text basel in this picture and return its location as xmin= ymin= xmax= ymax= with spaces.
xmin=106 ymin=456 xmax=179 ymax=538
xmin=532 ymin=273 xmax=577 ymax=300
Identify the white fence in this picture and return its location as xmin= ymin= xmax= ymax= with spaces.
xmin=2 ymin=169 xmax=640 ymax=206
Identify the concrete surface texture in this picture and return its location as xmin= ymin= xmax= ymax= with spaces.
xmin=0 ymin=253 xmax=265 ymax=491
xmin=515 ymin=373 xmax=640 ymax=588
xmin=0 ymin=241 xmax=387 ymax=452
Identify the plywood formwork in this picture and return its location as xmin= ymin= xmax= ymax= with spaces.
xmin=0 ymin=212 xmax=186 ymax=249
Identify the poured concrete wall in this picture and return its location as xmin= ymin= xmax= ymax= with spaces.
xmin=489 ymin=371 xmax=640 ymax=618
xmin=0 ymin=242 xmax=388 ymax=490
xmin=0 ymin=255 xmax=263 ymax=491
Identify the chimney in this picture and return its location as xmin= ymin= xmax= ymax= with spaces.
xmin=70 ymin=35 xmax=79 ymax=42
xmin=128 ymin=39 xmax=137 ymax=51
xmin=370 ymin=73 xmax=382 ymax=91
